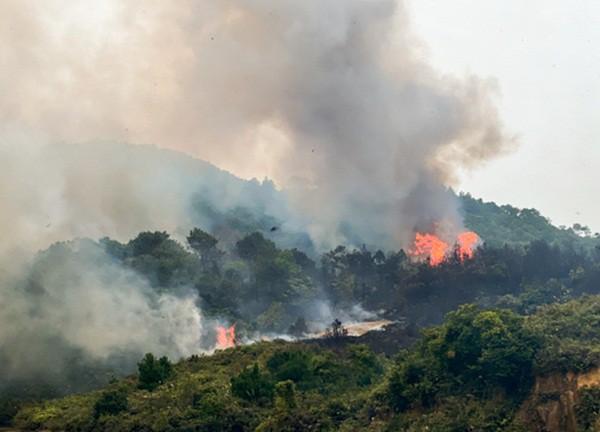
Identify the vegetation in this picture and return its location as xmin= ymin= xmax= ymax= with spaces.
xmin=575 ymin=386 xmax=600 ymax=431
xmin=12 ymin=296 xmax=600 ymax=431
xmin=460 ymin=192 xmax=598 ymax=250
xmin=4 ymin=195 xmax=600 ymax=429
xmin=137 ymin=353 xmax=173 ymax=391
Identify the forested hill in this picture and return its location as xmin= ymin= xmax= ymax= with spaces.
xmin=13 ymin=296 xmax=600 ymax=431
xmin=460 ymin=192 xmax=597 ymax=250
xmin=44 ymin=143 xmax=596 ymax=254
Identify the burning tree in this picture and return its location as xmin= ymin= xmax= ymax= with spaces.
xmin=215 ymin=325 xmax=236 ymax=349
xmin=328 ymin=319 xmax=348 ymax=339
xmin=408 ymin=231 xmax=480 ymax=266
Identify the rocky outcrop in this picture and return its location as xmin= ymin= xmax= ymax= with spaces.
xmin=517 ymin=367 xmax=600 ymax=432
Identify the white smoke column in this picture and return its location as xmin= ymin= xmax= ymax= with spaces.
xmin=0 ymin=0 xmax=513 ymax=250
xmin=0 ymin=239 xmax=203 ymax=385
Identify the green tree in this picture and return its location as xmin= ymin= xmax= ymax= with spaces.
xmin=575 ymin=386 xmax=600 ymax=431
xmin=266 ymin=348 xmax=312 ymax=385
xmin=93 ymin=389 xmax=128 ymax=419
xmin=274 ymin=380 xmax=297 ymax=410
xmin=230 ymin=363 xmax=274 ymax=404
xmin=236 ymin=232 xmax=278 ymax=262
xmin=388 ymin=304 xmax=539 ymax=411
xmin=137 ymin=353 xmax=173 ymax=391
xmin=187 ymin=228 xmax=222 ymax=271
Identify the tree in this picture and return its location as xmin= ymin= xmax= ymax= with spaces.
xmin=128 ymin=231 xmax=170 ymax=256
xmin=230 ymin=363 xmax=274 ymax=403
xmin=187 ymin=228 xmax=222 ymax=271
xmin=236 ymin=232 xmax=277 ymax=262
xmin=574 ymin=386 xmax=600 ymax=431
xmin=257 ymin=302 xmax=287 ymax=332
xmin=274 ymin=380 xmax=297 ymax=410
xmin=93 ymin=390 xmax=128 ymax=419
xmin=266 ymin=348 xmax=312 ymax=384
xmin=288 ymin=316 xmax=308 ymax=339
xmin=387 ymin=304 xmax=539 ymax=411
xmin=329 ymin=319 xmax=348 ymax=339
xmin=138 ymin=353 xmax=173 ymax=390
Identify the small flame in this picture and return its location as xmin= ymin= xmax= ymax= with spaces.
xmin=408 ymin=232 xmax=449 ymax=266
xmin=457 ymin=231 xmax=478 ymax=260
xmin=215 ymin=325 xmax=236 ymax=349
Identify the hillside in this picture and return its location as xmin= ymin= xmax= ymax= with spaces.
xmin=460 ymin=193 xmax=597 ymax=251
xmin=1 ymin=145 xmax=600 ymax=430
xmin=41 ymin=143 xmax=597 ymax=255
xmin=12 ymin=296 xmax=600 ymax=432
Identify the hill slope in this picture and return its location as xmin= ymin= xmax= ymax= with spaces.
xmin=460 ymin=192 xmax=597 ymax=251
xmin=13 ymin=296 xmax=600 ymax=431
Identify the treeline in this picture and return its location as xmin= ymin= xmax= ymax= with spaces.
xmin=4 ymin=227 xmax=600 ymax=426
xmin=13 ymin=295 xmax=600 ymax=431
xmin=97 ymin=228 xmax=600 ymax=334
xmin=460 ymin=192 xmax=598 ymax=250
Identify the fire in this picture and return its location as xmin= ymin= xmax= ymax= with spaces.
xmin=457 ymin=231 xmax=478 ymax=260
xmin=408 ymin=232 xmax=449 ymax=266
xmin=408 ymin=231 xmax=480 ymax=265
xmin=215 ymin=325 xmax=236 ymax=349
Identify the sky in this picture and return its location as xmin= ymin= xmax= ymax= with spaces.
xmin=1 ymin=0 xmax=598 ymax=239
xmin=407 ymin=0 xmax=600 ymax=232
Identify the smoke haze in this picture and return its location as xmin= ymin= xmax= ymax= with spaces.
xmin=0 ymin=0 xmax=514 ymax=393
xmin=1 ymin=0 xmax=513 ymax=249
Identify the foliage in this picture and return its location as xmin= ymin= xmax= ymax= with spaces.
xmin=460 ymin=192 xmax=597 ymax=251
xmin=12 ymin=296 xmax=600 ymax=432
xmin=9 ymin=192 xmax=600 ymax=430
xmin=526 ymin=296 xmax=600 ymax=374
xmin=575 ymin=386 xmax=600 ymax=431
xmin=93 ymin=389 xmax=128 ymax=419
xmin=230 ymin=363 xmax=274 ymax=404
xmin=186 ymin=227 xmax=222 ymax=271
xmin=387 ymin=304 xmax=539 ymax=411
xmin=137 ymin=353 xmax=173 ymax=391
xmin=266 ymin=348 xmax=312 ymax=385
xmin=274 ymin=380 xmax=297 ymax=410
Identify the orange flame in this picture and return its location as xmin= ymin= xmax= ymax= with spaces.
xmin=457 ymin=231 xmax=478 ymax=260
xmin=408 ymin=233 xmax=449 ymax=266
xmin=215 ymin=325 xmax=236 ymax=349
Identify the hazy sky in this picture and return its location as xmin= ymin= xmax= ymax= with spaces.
xmin=408 ymin=0 xmax=600 ymax=232
xmin=1 ymin=1 xmax=597 ymax=237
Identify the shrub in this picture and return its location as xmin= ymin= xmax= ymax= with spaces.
xmin=93 ymin=389 xmax=128 ymax=419
xmin=138 ymin=353 xmax=173 ymax=390
xmin=575 ymin=386 xmax=600 ymax=431
xmin=230 ymin=363 xmax=274 ymax=403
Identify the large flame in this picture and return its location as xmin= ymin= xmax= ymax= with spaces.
xmin=408 ymin=233 xmax=449 ymax=266
xmin=408 ymin=231 xmax=479 ymax=265
xmin=215 ymin=325 xmax=236 ymax=349
xmin=457 ymin=231 xmax=479 ymax=260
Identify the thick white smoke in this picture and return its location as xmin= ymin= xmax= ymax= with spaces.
xmin=0 ymin=0 xmax=513 ymax=250
xmin=0 ymin=0 xmax=515 ymax=391
xmin=0 ymin=239 xmax=203 ymax=392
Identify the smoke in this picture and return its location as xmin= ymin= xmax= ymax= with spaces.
xmin=0 ymin=239 xmax=203 ymax=393
xmin=1 ymin=0 xmax=513 ymax=250
xmin=0 ymin=0 xmax=514 ymax=394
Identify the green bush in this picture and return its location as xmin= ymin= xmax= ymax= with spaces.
xmin=266 ymin=348 xmax=312 ymax=384
xmin=93 ymin=390 xmax=128 ymax=419
xmin=575 ymin=386 xmax=600 ymax=431
xmin=138 ymin=353 xmax=173 ymax=390
xmin=230 ymin=363 xmax=274 ymax=403
xmin=388 ymin=304 xmax=539 ymax=411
